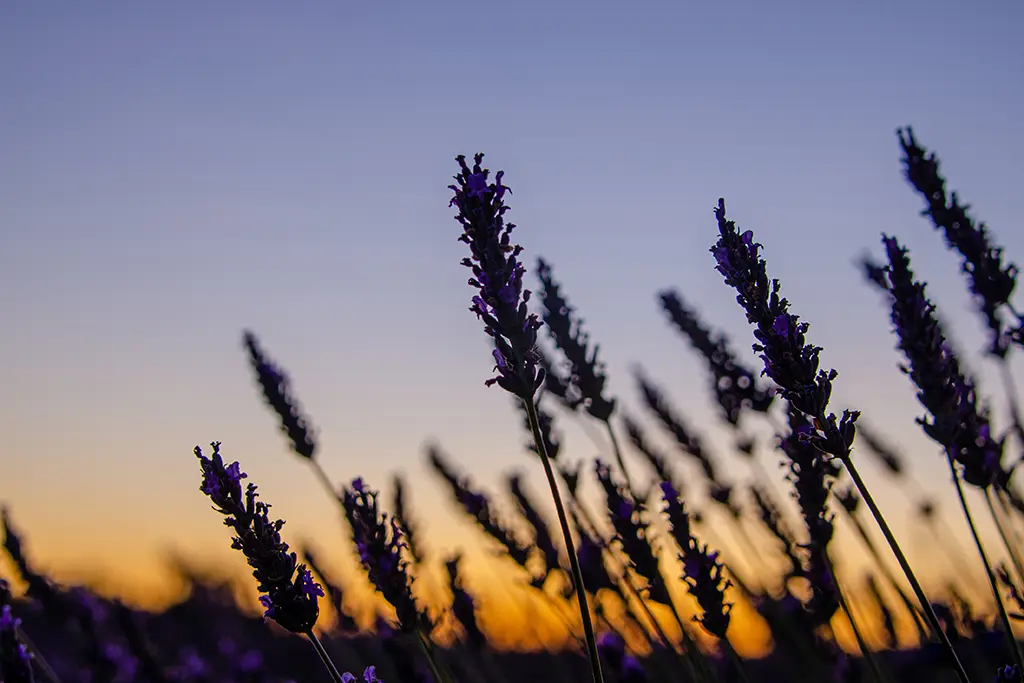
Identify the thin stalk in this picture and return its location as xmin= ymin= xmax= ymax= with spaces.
xmin=16 ymin=625 xmax=62 ymax=683
xmin=837 ymin=498 xmax=931 ymax=643
xmin=525 ymin=398 xmax=605 ymax=683
xmin=989 ymin=489 xmax=1024 ymax=588
xmin=947 ymin=450 xmax=1024 ymax=674
xmin=723 ymin=639 xmax=752 ymax=683
xmin=946 ymin=454 xmax=1019 ymax=679
xmin=828 ymin=562 xmax=888 ymax=683
xmin=841 ymin=456 xmax=972 ymax=683
xmin=307 ymin=631 xmax=346 ymax=683
xmin=416 ymin=629 xmax=455 ymax=683
xmin=629 ymin=582 xmax=703 ymax=682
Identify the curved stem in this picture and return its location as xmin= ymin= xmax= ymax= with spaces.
xmin=307 ymin=631 xmax=346 ymax=683
xmin=841 ymin=456 xmax=972 ymax=683
xmin=525 ymin=398 xmax=606 ymax=683
xmin=947 ymin=452 xmax=1024 ymax=675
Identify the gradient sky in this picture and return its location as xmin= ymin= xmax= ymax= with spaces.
xmin=2 ymin=0 xmax=1023 ymax=623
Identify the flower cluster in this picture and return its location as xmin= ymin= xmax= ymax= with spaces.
xmin=711 ymin=198 xmax=859 ymax=460
xmin=195 ymin=442 xmax=323 ymax=634
xmin=243 ymin=331 xmax=317 ymax=460
xmin=595 ymin=461 xmax=671 ymax=605
xmin=883 ymin=236 xmax=1004 ymax=488
xmin=780 ymin=409 xmax=839 ymax=626
xmin=898 ymin=127 xmax=1020 ymax=356
xmin=660 ymin=481 xmax=733 ymax=639
xmin=536 ymin=257 xmax=616 ymax=421
xmin=658 ymin=289 xmax=774 ymax=424
xmin=342 ymin=479 xmax=424 ymax=633
xmin=449 ymin=154 xmax=544 ymax=398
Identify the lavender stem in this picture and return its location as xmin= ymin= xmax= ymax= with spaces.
xmin=947 ymin=452 xmax=1024 ymax=674
xmin=306 ymin=631 xmax=346 ymax=683
xmin=525 ymin=398 xmax=606 ymax=683
xmin=841 ymin=456 xmax=972 ymax=683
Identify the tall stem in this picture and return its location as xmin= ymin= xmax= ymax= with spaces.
xmin=525 ymin=398 xmax=605 ymax=683
xmin=307 ymin=631 xmax=346 ymax=683
xmin=828 ymin=562 xmax=889 ymax=683
xmin=989 ymin=489 xmax=1024 ymax=588
xmin=837 ymin=499 xmax=931 ymax=643
xmin=416 ymin=629 xmax=454 ymax=683
xmin=947 ymin=452 xmax=1024 ymax=674
xmin=841 ymin=457 xmax=972 ymax=683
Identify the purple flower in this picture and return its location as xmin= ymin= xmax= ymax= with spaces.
xmin=195 ymin=442 xmax=322 ymax=634
xmin=883 ymin=236 xmax=1005 ymax=488
xmin=449 ymin=154 xmax=544 ymax=398
xmin=343 ymin=479 xmax=425 ymax=633
xmin=710 ymin=198 xmax=859 ymax=460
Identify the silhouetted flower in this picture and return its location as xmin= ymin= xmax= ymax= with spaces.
xmin=711 ymin=198 xmax=859 ymax=461
xmin=342 ymin=478 xmax=424 ymax=633
xmin=780 ymin=409 xmax=839 ymax=626
xmin=898 ymin=127 xmax=1020 ymax=356
xmin=195 ymin=442 xmax=323 ymax=634
xmin=595 ymin=461 xmax=671 ymax=605
xmin=391 ymin=474 xmax=424 ymax=568
xmin=660 ymin=481 xmax=733 ymax=639
xmin=883 ymin=236 xmax=1004 ymax=488
xmin=634 ymin=368 xmax=718 ymax=482
xmin=449 ymin=154 xmax=544 ymax=398
xmin=508 ymin=473 xmax=561 ymax=585
xmin=446 ymin=553 xmax=486 ymax=650
xmin=243 ymin=331 xmax=317 ymax=459
xmin=536 ymin=258 xmax=616 ymax=421
xmin=658 ymin=289 xmax=774 ymax=424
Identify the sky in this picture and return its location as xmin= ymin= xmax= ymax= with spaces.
xmin=2 ymin=0 xmax=1024 ymax=642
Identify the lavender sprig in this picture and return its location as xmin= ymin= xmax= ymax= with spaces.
xmin=391 ymin=474 xmax=425 ymax=568
xmin=195 ymin=443 xmax=323 ymax=634
xmin=780 ymin=408 xmax=839 ymax=627
xmin=508 ymin=473 xmax=562 ymax=587
xmin=450 ymin=154 xmax=604 ymax=683
xmin=594 ymin=462 xmax=671 ymax=606
xmin=243 ymin=332 xmax=317 ymax=460
xmin=194 ymin=442 xmax=344 ymax=683
xmin=660 ymin=481 xmax=733 ymax=640
xmin=449 ymin=153 xmax=543 ymax=398
xmin=658 ymin=289 xmax=774 ymax=424
xmin=883 ymin=235 xmax=1004 ymax=490
xmin=711 ymin=199 xmax=968 ymax=681
xmin=898 ymin=127 xmax=1020 ymax=356
xmin=427 ymin=447 xmax=535 ymax=574
xmin=341 ymin=478 xmax=424 ymax=634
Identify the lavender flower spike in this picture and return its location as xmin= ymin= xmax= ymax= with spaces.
xmin=882 ymin=235 xmax=1004 ymax=489
xmin=711 ymin=198 xmax=858 ymax=460
xmin=450 ymin=154 xmax=544 ymax=398
xmin=194 ymin=442 xmax=323 ymax=635
xmin=342 ymin=478 xmax=425 ymax=634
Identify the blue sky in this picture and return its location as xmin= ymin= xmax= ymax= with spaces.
xmin=2 ymin=0 xmax=1022 ymax=608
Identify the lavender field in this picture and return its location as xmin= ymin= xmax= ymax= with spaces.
xmin=4 ymin=4 xmax=1024 ymax=683
xmin=4 ymin=125 xmax=1024 ymax=683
